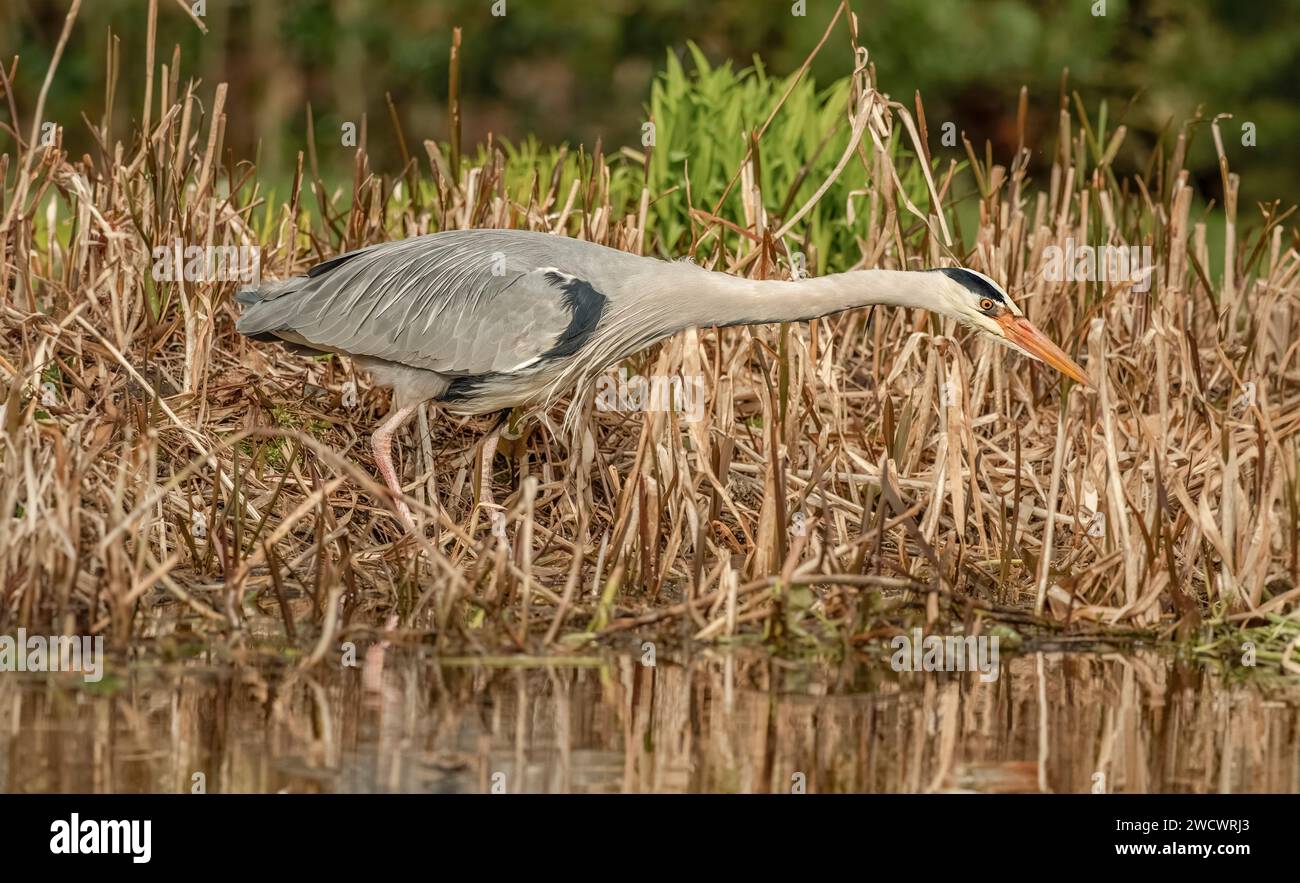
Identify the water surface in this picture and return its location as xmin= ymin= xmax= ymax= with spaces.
xmin=2 ymin=649 xmax=1296 ymax=793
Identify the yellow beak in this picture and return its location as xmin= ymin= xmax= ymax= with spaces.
xmin=997 ymin=315 xmax=1090 ymax=387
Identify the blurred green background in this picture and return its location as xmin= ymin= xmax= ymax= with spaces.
xmin=2 ymin=0 xmax=1297 ymax=218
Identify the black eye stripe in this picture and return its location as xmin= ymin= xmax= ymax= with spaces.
xmin=932 ymin=268 xmax=1008 ymax=304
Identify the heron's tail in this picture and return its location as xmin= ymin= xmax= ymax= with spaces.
xmin=233 ymin=277 xmax=310 ymax=339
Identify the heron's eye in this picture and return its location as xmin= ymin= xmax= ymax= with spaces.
xmin=979 ymin=297 xmax=995 ymax=312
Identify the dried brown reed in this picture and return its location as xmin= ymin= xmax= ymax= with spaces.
xmin=2 ymin=3 xmax=1298 ymax=673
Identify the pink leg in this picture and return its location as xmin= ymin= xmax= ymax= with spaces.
xmin=478 ymin=424 xmax=503 ymax=508
xmin=372 ymin=403 xmax=419 ymax=530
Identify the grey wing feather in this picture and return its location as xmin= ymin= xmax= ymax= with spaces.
xmin=235 ymin=230 xmax=611 ymax=377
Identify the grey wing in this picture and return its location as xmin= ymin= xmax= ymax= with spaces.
xmin=235 ymin=232 xmax=608 ymax=378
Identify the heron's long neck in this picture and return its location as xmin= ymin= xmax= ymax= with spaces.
xmin=670 ymin=267 xmax=945 ymax=328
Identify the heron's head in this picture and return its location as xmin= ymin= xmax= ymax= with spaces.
xmin=931 ymin=268 xmax=1089 ymax=386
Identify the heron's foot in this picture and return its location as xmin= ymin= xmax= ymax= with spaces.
xmin=473 ymin=500 xmax=509 ymax=542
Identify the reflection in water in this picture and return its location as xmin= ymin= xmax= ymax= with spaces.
xmin=1 ymin=650 xmax=1297 ymax=793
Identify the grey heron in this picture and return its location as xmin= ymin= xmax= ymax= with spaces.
xmin=236 ymin=229 xmax=1088 ymax=530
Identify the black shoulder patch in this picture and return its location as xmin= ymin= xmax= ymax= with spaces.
xmin=541 ymin=273 xmax=608 ymax=360
xmin=440 ymin=272 xmax=608 ymax=407
xmin=934 ymin=267 xmax=1006 ymax=303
